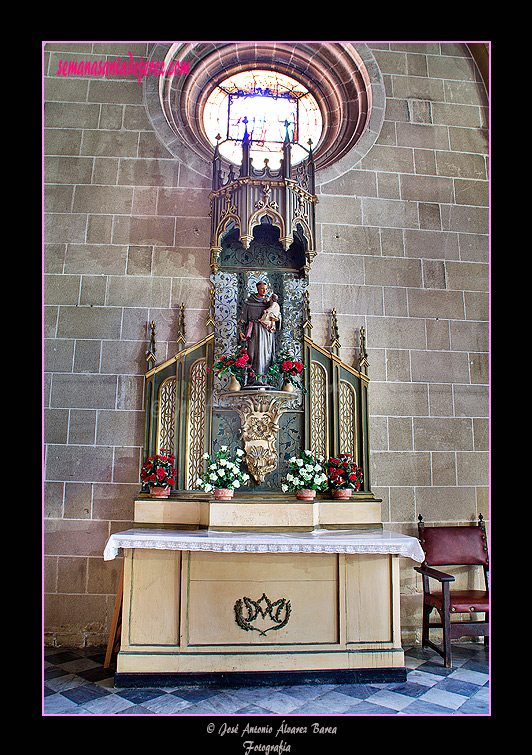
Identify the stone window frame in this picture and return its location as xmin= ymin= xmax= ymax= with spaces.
xmin=143 ymin=42 xmax=386 ymax=182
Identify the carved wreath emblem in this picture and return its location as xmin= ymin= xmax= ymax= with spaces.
xmin=234 ymin=592 xmax=292 ymax=636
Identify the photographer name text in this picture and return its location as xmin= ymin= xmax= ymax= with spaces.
xmin=206 ymin=719 xmax=338 ymax=753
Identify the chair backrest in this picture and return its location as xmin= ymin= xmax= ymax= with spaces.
xmin=417 ymin=515 xmax=489 ymax=567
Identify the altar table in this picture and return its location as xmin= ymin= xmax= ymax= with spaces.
xmin=104 ymin=528 xmax=424 ymax=686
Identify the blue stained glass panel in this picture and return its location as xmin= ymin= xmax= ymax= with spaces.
xmin=203 ymin=70 xmax=322 ymax=168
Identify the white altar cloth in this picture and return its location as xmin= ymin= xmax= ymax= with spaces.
xmin=104 ymin=527 xmax=424 ymax=562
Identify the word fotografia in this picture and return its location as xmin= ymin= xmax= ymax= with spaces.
xmin=243 ymin=742 xmax=290 ymax=755
xmin=55 ymin=51 xmax=189 ymax=84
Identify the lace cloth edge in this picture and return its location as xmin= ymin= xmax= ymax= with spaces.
xmin=103 ymin=535 xmax=424 ymax=562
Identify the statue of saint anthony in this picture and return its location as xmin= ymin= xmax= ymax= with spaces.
xmin=238 ymin=280 xmax=281 ymax=387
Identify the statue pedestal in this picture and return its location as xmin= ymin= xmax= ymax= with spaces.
xmin=220 ymin=389 xmax=294 ymax=484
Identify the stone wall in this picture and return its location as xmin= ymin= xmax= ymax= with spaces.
xmin=310 ymin=43 xmax=489 ymax=640
xmin=43 ymin=42 xmax=489 ymax=646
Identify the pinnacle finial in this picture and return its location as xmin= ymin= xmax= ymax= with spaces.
xmin=146 ymin=320 xmax=157 ymax=366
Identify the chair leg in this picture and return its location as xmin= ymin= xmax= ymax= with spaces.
xmin=421 ymin=602 xmax=432 ymax=647
xmin=442 ymin=614 xmax=452 ymax=667
xmin=441 ymin=584 xmax=452 ymax=668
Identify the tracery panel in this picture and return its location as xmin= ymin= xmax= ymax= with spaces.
xmin=186 ymin=358 xmax=207 ymax=489
xmin=156 ymin=376 xmax=176 ymax=455
xmin=339 ymin=380 xmax=357 ymax=462
xmin=310 ymin=361 xmax=328 ymax=459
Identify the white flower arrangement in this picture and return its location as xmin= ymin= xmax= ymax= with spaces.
xmin=195 ymin=446 xmax=250 ymax=493
xmin=281 ymin=450 xmax=328 ymax=492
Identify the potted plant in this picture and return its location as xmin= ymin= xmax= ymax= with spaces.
xmin=281 ymin=450 xmax=328 ymax=500
xmin=268 ymin=348 xmax=307 ymax=392
xmin=140 ymin=450 xmax=177 ymax=497
xmin=325 ymin=454 xmax=363 ymax=499
xmin=195 ymin=446 xmax=250 ymax=499
xmin=211 ymin=347 xmax=256 ymax=390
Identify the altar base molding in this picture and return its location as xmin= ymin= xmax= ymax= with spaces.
xmin=133 ymin=492 xmax=382 ymax=530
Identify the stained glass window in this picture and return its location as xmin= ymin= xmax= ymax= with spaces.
xmin=203 ymin=70 xmax=323 ymax=168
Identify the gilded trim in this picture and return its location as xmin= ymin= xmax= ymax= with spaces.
xmin=145 ymin=333 xmax=214 ymax=378
xmin=304 ymin=335 xmax=369 ymax=383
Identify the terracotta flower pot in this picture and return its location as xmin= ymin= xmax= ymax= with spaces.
xmin=213 ymin=488 xmax=234 ymax=500
xmin=295 ymin=488 xmax=316 ymax=501
xmin=150 ymin=486 xmax=170 ymax=498
xmin=331 ymin=488 xmax=352 ymax=499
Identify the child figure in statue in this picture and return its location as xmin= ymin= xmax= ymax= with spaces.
xmin=258 ymin=294 xmax=281 ymax=333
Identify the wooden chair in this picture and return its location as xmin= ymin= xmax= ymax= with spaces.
xmin=415 ymin=514 xmax=489 ymax=668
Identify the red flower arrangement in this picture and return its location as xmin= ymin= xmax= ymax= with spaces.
xmin=325 ymin=454 xmax=363 ymax=490
xmin=211 ymin=347 xmax=256 ymax=385
xmin=140 ymin=450 xmax=177 ymax=489
xmin=268 ymin=348 xmax=307 ymax=391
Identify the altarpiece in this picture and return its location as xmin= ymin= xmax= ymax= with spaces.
xmin=105 ymin=93 xmax=424 ymax=684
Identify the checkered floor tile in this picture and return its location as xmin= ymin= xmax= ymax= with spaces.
xmin=43 ymin=643 xmax=489 ymax=716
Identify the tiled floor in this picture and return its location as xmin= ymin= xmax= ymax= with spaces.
xmin=43 ymin=642 xmax=489 ymax=717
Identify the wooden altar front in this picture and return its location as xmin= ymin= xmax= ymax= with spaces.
xmin=105 ymin=529 xmax=423 ymax=686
